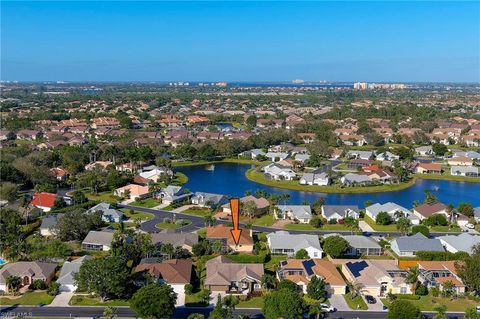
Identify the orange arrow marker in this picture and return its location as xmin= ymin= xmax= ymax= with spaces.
xmin=230 ymin=198 xmax=242 ymax=245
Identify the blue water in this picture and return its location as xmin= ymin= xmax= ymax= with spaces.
xmin=178 ymin=163 xmax=480 ymax=208
xmin=0 ymin=258 xmax=6 ymax=266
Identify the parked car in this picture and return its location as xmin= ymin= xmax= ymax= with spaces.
xmin=476 ymin=305 xmax=480 ymax=313
xmin=320 ymin=304 xmax=336 ymax=312
xmin=365 ymin=295 xmax=376 ymax=304
xmin=465 ymin=223 xmax=475 ymax=229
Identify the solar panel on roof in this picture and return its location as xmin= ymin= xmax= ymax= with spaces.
xmin=346 ymin=260 xmax=369 ymax=278
xmin=302 ymin=259 xmax=315 ymax=276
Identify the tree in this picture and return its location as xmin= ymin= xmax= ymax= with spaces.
xmin=263 ymin=289 xmax=306 ymax=319
xmin=386 ymin=300 xmax=423 ymax=319
xmin=245 ymin=115 xmax=257 ymax=128
xmin=424 ymin=190 xmax=438 ymax=205
xmin=306 ymin=276 xmax=327 ymax=301
xmin=309 ymin=216 xmax=323 ymax=228
xmin=241 ymin=200 xmax=257 ymax=218
xmin=464 ymin=308 xmax=480 ymax=319
xmin=396 ymin=217 xmax=411 ymax=235
xmin=312 ymin=198 xmax=326 ymax=215
xmin=432 ymin=143 xmax=448 ymax=156
xmin=0 ymin=182 xmax=18 ymax=202
xmin=53 ymin=208 xmax=102 ymax=241
xmin=47 ymin=282 xmax=60 ymax=296
xmin=103 ymin=306 xmax=118 ymax=319
xmin=187 ymin=314 xmax=205 ymax=319
xmin=0 ymin=209 xmax=23 ymax=259
xmin=6 ymin=276 xmax=22 ymax=293
xmin=210 ymin=294 xmax=233 ymax=319
xmin=415 ymin=283 xmax=428 ymax=296
xmin=295 ymin=249 xmax=309 ymax=259
xmin=323 ymin=235 xmax=350 ymax=258
xmin=130 ymin=284 xmax=176 ymax=319
xmin=376 ymin=212 xmax=393 ymax=225
xmin=261 ymin=273 xmax=277 ymax=291
xmin=424 ymin=214 xmax=448 ymax=227
xmin=405 ymin=266 xmax=420 ymax=293
xmin=458 ymin=202 xmax=474 ymax=218
xmin=433 ymin=305 xmax=447 ymax=319
xmin=344 ymin=216 xmax=359 ymax=234
xmin=346 ymin=280 xmax=363 ymax=298
xmin=277 ymin=279 xmax=298 ymax=292
xmin=75 ymin=257 xmax=130 ymax=301
xmin=412 ymin=225 xmax=430 ymax=237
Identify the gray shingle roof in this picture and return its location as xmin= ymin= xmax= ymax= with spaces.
xmin=322 ymin=205 xmax=359 ymax=219
xmin=267 ymin=231 xmax=322 ymax=251
xmin=438 ymin=233 xmax=480 ymax=255
xmin=391 ymin=233 xmax=444 ymax=252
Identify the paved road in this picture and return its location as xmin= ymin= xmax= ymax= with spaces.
xmin=120 ymin=204 xmax=459 ymax=237
xmin=0 ymin=306 xmax=467 ymax=319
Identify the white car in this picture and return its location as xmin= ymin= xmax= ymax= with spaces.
xmin=466 ymin=223 xmax=475 ymax=229
xmin=476 ymin=305 xmax=480 ymax=314
xmin=320 ymin=304 xmax=336 ymax=313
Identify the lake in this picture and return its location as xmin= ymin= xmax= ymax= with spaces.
xmin=178 ymin=163 xmax=480 ymax=208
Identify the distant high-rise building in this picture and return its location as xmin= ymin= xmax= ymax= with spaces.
xmin=354 ymin=82 xmax=368 ymax=90
xmin=292 ymin=79 xmax=304 ymax=84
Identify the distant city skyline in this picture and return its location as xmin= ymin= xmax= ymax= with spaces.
xmin=1 ymin=1 xmax=479 ymax=83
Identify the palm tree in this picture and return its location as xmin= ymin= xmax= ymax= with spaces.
xmin=6 ymin=276 xmax=22 ymax=294
xmin=346 ymin=280 xmax=364 ymax=298
xmin=203 ymin=214 xmax=215 ymax=227
xmin=433 ymin=305 xmax=447 ymax=319
xmin=406 ymin=266 xmax=419 ymax=293
xmin=308 ymin=304 xmax=326 ymax=319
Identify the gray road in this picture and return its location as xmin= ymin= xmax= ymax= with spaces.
xmin=0 ymin=306 xmax=466 ymax=319
xmin=120 ymin=204 xmax=458 ymax=237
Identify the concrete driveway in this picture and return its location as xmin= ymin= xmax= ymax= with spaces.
xmin=48 ymin=292 xmax=73 ymax=307
xmin=362 ymin=295 xmax=385 ymax=311
xmin=329 ymin=294 xmax=350 ymax=311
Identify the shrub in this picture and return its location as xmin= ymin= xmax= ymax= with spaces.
xmin=309 ymin=216 xmax=323 ymax=228
xmin=415 ymin=284 xmax=428 ymax=296
xmin=295 ymin=249 xmax=309 ymax=259
xmin=376 ymin=212 xmax=393 ymax=225
xmin=394 ymin=294 xmax=421 ymax=300
xmin=29 ymin=279 xmax=47 ymax=290
xmin=424 ymin=214 xmax=447 ymax=227
xmin=411 ymin=225 xmax=429 ymax=237
xmin=47 ymin=282 xmax=60 ymax=296
xmin=328 ymin=218 xmax=337 ymax=224
xmin=184 ymin=283 xmax=194 ymax=295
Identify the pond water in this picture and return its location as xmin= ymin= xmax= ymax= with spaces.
xmin=0 ymin=258 xmax=6 ymax=266
xmin=178 ymin=163 xmax=480 ymax=208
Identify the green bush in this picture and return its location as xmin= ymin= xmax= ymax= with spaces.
xmin=415 ymin=284 xmax=428 ymax=296
xmin=47 ymin=282 xmax=60 ymax=296
xmin=393 ymin=294 xmax=420 ymax=300
xmin=29 ymin=279 xmax=47 ymax=290
xmin=184 ymin=284 xmax=194 ymax=295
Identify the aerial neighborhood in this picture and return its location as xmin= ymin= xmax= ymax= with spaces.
xmin=1 ymin=82 xmax=480 ymax=318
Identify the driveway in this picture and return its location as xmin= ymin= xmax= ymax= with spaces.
xmin=47 ymin=292 xmax=73 ymax=307
xmin=329 ymin=294 xmax=350 ymax=311
xmin=359 ymin=220 xmax=375 ymax=232
xmin=362 ymin=295 xmax=385 ymax=311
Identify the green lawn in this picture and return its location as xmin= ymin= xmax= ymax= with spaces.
xmin=237 ymin=296 xmax=264 ymax=308
xmin=430 ymin=225 xmax=461 ymax=233
xmin=120 ymin=209 xmax=154 ymax=221
xmin=156 ymin=220 xmax=192 ymax=229
xmin=322 ymin=223 xmax=354 ymax=231
xmin=69 ymin=295 xmax=130 ymax=306
xmin=284 ymin=223 xmax=316 ymax=231
xmin=364 ymin=216 xmax=399 ymax=232
xmin=182 ymin=207 xmax=213 ymax=217
xmin=246 ymin=168 xmax=415 ymax=194
xmin=381 ymin=295 xmax=478 ymax=311
xmin=0 ymin=291 xmax=54 ymax=305
xmin=343 ymin=294 xmax=368 ymax=310
xmin=414 ymin=173 xmax=480 ymax=183
xmin=265 ymin=255 xmax=288 ymax=273
xmin=242 ymin=214 xmax=276 ymax=227
xmin=185 ymin=291 xmax=210 ymax=307
xmin=86 ymin=191 xmax=120 ymax=204
xmin=130 ymin=198 xmax=161 ymax=208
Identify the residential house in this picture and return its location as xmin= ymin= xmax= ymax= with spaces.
xmin=157 ymin=185 xmax=191 ymax=204
xmin=390 ymin=233 xmax=444 ymax=257
xmin=206 ymin=225 xmax=254 ymax=253
xmin=340 ymin=173 xmax=371 ymax=186
xmin=474 ymin=207 xmax=480 ymax=222
xmin=447 ymin=156 xmax=473 ymax=166
xmin=204 ymin=256 xmax=264 ymax=295
xmin=335 ymin=234 xmax=383 ymax=256
xmin=135 ymin=259 xmax=192 ymax=301
xmin=221 ymin=195 xmax=270 ymax=216
xmin=276 ymin=205 xmax=313 ymax=224
xmin=415 ymin=146 xmax=434 ymax=156
xmin=321 ymin=205 xmax=360 ymax=221
xmin=417 ymin=261 xmax=465 ymax=294
xmin=81 ymin=230 xmax=114 ymax=251
xmin=263 ymin=163 xmax=296 ymax=181
xmin=346 ymin=150 xmax=374 ymax=160
xmin=85 ymin=161 xmax=113 ymax=171
xmin=413 ymin=202 xmax=448 ymax=221
xmin=366 ymin=202 xmax=420 ymax=225
xmin=17 ymin=129 xmax=41 ymax=140
xmin=339 ymin=135 xmax=366 ymax=146
xmin=239 ymin=148 xmax=266 ymax=160
xmin=40 ymin=214 xmax=64 ymax=236
xmin=267 ymin=231 xmax=323 ymax=258
xmin=330 ymin=148 xmax=344 ymax=160
xmin=191 ymin=192 xmax=229 ymax=208
xmin=276 ymin=259 xmax=346 ymax=295
xmin=294 ymin=153 xmax=310 ymax=164
xmin=150 ymin=230 xmax=199 ymax=253
xmin=338 ymin=259 xmax=411 ymax=296
xmin=87 ymin=202 xmax=124 ymax=223
xmin=376 ymin=152 xmax=400 ymax=161
xmin=299 ymin=172 xmax=329 ymax=186
xmin=50 ymin=167 xmax=69 ymax=182
xmin=0 ymin=262 xmax=57 ymax=293
xmin=348 ymin=159 xmax=374 ymax=169
xmin=415 ymin=163 xmax=442 ymax=174
xmin=438 ymin=233 xmax=480 ymax=255
xmin=265 ymin=152 xmax=289 ymax=162
xmin=114 ymin=184 xmax=150 ymax=200
xmin=57 ymin=256 xmax=91 ymax=292
xmin=30 ymin=192 xmax=57 ymax=212
xmin=450 ymin=166 xmax=478 ymax=177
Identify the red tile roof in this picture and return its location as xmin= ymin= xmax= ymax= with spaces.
xmin=30 ymin=192 xmax=57 ymax=208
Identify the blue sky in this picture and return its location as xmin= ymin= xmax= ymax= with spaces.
xmin=1 ymin=1 xmax=479 ymax=82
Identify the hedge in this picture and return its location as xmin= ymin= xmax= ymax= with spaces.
xmin=394 ymin=294 xmax=421 ymax=300
xmin=49 ymin=200 xmax=99 ymax=214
